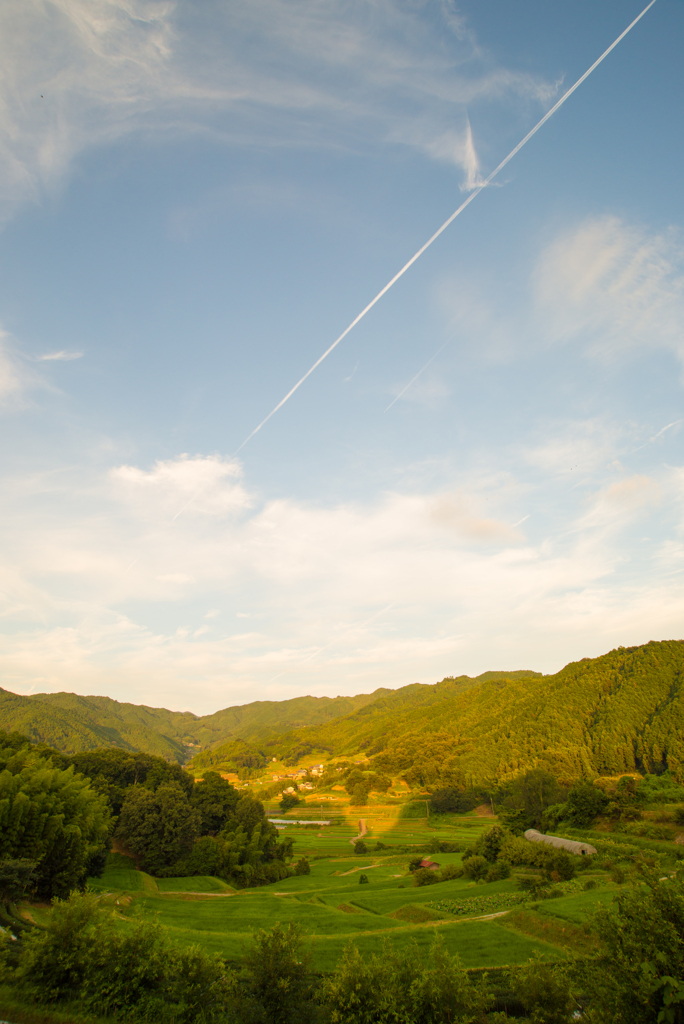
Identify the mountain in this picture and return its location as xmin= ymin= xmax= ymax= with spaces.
xmin=3 ymin=640 xmax=682 ymax=784
xmin=265 ymin=640 xmax=684 ymax=785
xmin=0 ymin=686 xmax=388 ymax=760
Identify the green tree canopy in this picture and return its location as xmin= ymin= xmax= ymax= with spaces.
xmin=190 ymin=771 xmax=240 ymax=833
xmin=115 ymin=783 xmax=201 ymax=875
xmin=0 ymin=744 xmax=111 ymax=899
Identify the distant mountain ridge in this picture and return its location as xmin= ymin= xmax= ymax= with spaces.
xmin=2 ymin=640 xmax=682 ymax=784
xmin=263 ymin=640 xmax=684 ymax=785
xmin=0 ymin=685 xmax=390 ymax=761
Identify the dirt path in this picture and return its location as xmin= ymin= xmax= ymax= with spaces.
xmin=338 ymin=863 xmax=380 ymax=876
xmin=350 ymin=819 xmax=367 ymax=846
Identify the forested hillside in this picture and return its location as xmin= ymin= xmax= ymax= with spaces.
xmin=266 ymin=641 xmax=684 ymax=785
xmin=0 ymin=686 xmax=386 ymax=760
xmin=3 ymin=641 xmax=683 ymax=784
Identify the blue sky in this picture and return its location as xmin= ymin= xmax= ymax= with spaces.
xmin=1 ymin=0 xmax=683 ymax=713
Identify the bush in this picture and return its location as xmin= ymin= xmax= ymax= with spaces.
xmin=439 ymin=863 xmax=464 ymax=881
xmin=463 ymin=855 xmax=489 ymax=881
xmin=413 ymin=867 xmax=440 ymax=886
xmin=239 ymin=922 xmax=317 ymax=1024
xmin=482 ymin=826 xmax=506 ymax=863
xmin=321 ymin=935 xmax=490 ymax=1023
xmin=279 ymin=793 xmax=301 ymax=812
xmin=545 ymin=850 xmax=575 ymax=882
xmin=293 ymin=857 xmax=310 ymax=875
xmin=584 ymin=879 xmax=597 ymax=890
xmin=508 ymin=957 xmax=576 ymax=1024
xmin=358 ymin=874 xmax=369 ymax=884
xmin=350 ymin=783 xmax=369 ymax=807
xmin=565 ymin=781 xmax=609 ymax=827
xmin=4 ymin=893 xmax=234 ymax=1023
xmin=408 ymin=856 xmax=423 ymax=873
xmin=354 ymin=840 xmax=368 ymax=856
xmin=486 ymin=859 xmax=511 ymax=882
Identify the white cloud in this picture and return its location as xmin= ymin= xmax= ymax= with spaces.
xmin=0 ymin=450 xmax=681 ymax=709
xmin=35 ymin=351 xmax=83 ymax=362
xmin=0 ymin=0 xmax=556 ymax=221
xmin=110 ymin=453 xmax=252 ymax=521
xmin=534 ymin=216 xmax=684 ymax=362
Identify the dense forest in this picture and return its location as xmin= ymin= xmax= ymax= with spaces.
xmin=0 ymin=731 xmax=294 ymax=898
xmin=0 ymin=686 xmax=385 ymax=760
xmin=265 ymin=641 xmax=684 ymax=786
xmin=2 ymin=641 xmax=684 ymax=787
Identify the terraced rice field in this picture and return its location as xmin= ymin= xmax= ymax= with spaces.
xmin=87 ymin=818 xmax=616 ymax=973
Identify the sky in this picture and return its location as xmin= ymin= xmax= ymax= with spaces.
xmin=1 ymin=0 xmax=683 ymax=714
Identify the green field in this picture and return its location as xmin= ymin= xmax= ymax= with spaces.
xmin=83 ymin=817 xmax=617 ymax=972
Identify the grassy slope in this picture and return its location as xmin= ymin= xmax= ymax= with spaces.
xmin=80 ymin=813 xmax=594 ymax=973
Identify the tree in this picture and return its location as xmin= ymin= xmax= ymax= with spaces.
xmin=429 ymin=788 xmax=478 ymax=814
xmin=321 ymin=935 xmax=490 ymax=1023
xmin=0 ymin=752 xmax=111 ymax=900
xmin=482 ymin=825 xmax=506 ymax=863
xmin=3 ymin=892 xmax=235 ymax=1023
xmin=350 ymin=783 xmax=369 ymax=806
xmin=354 ymin=840 xmax=368 ymax=855
xmin=413 ymin=867 xmax=439 ymax=886
xmin=239 ymin=923 xmax=315 ymax=1024
xmin=279 ymin=793 xmax=301 ymax=812
xmin=115 ymin=783 xmax=201 ymax=875
xmin=190 ymin=771 xmax=240 ymax=833
xmin=497 ymin=769 xmax=564 ymax=831
xmin=0 ymin=859 xmax=36 ymax=907
xmin=565 ymin=780 xmax=609 ymax=827
xmin=293 ymin=858 xmax=310 ymax=875
xmin=578 ymin=867 xmax=684 ymax=1023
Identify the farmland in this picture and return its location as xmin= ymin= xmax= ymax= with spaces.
xmin=85 ymin=808 xmax=618 ymax=972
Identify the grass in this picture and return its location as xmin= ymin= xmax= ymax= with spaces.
xmin=70 ymin=816 xmax=615 ymax=973
xmin=155 ymin=875 xmax=232 ymax=893
xmin=0 ymin=988 xmax=111 ymax=1024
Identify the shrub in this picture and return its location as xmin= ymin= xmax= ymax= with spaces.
xmin=486 ymin=859 xmax=511 ymax=882
xmin=239 ymin=922 xmax=317 ymax=1024
xmin=5 ymin=892 xmax=234 ymax=1023
xmin=413 ymin=867 xmax=440 ymax=886
xmin=463 ymin=855 xmax=489 ymax=881
xmin=584 ymin=879 xmax=597 ymax=890
xmin=545 ymin=850 xmax=575 ymax=882
xmin=354 ymin=840 xmax=368 ymax=856
xmin=321 ymin=935 xmax=490 ymax=1023
xmin=408 ymin=856 xmax=423 ymax=873
xmin=482 ymin=826 xmax=507 ymax=863
xmin=565 ymin=781 xmax=609 ymax=827
xmin=350 ymin=783 xmax=369 ymax=807
xmin=293 ymin=857 xmax=310 ymax=875
xmin=279 ymin=793 xmax=301 ymax=812
xmin=508 ymin=957 xmax=576 ymax=1024
xmin=359 ymin=874 xmax=369 ymax=884
xmin=439 ymin=863 xmax=464 ymax=881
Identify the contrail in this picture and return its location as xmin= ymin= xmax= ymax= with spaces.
xmin=233 ymin=0 xmax=657 ymax=455
xmin=630 ymin=418 xmax=681 ymax=453
xmin=384 ymin=342 xmax=448 ymax=412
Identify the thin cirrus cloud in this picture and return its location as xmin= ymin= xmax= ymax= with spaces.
xmin=0 ymin=0 xmax=557 ymax=222
xmin=534 ymin=216 xmax=684 ymax=362
xmin=34 ymin=351 xmax=83 ymax=362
